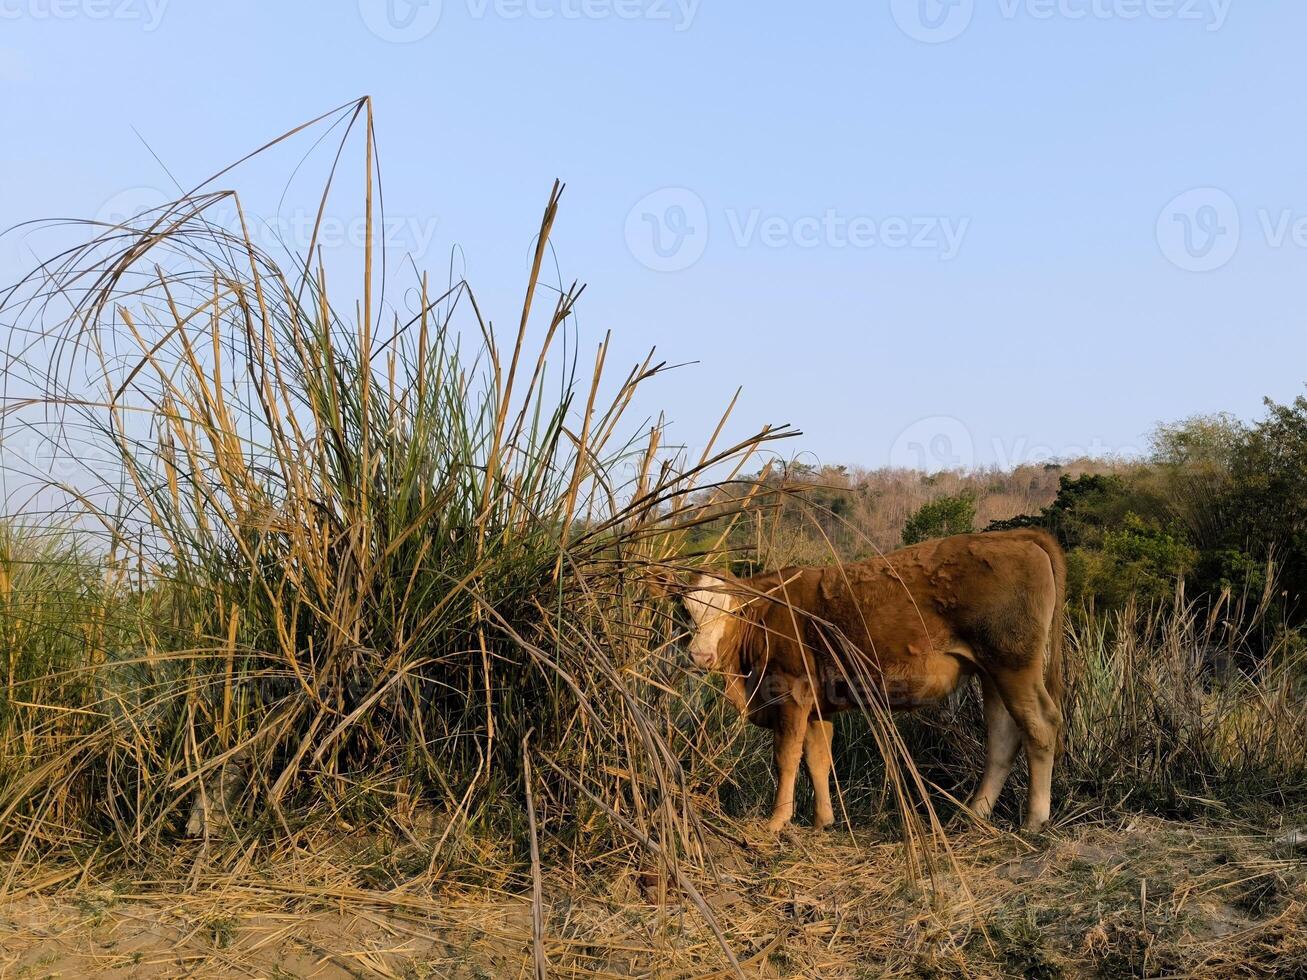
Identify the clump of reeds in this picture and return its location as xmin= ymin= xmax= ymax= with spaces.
xmin=1059 ymin=586 xmax=1307 ymax=817
xmin=0 ymin=99 xmax=802 ymax=913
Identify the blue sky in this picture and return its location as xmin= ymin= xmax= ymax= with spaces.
xmin=2 ymin=1 xmax=1305 ymax=471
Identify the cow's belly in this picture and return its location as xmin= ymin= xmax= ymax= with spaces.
xmin=826 ymin=652 xmax=971 ymax=712
xmin=886 ymin=653 xmax=969 ymax=710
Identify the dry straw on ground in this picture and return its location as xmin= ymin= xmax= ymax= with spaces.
xmin=1 ymin=815 xmax=1303 ymax=977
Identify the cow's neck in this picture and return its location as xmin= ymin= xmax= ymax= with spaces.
xmin=718 ymin=612 xmax=763 ymax=715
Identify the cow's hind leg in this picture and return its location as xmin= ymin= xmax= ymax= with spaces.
xmin=766 ymin=700 xmax=810 ymax=832
xmin=969 ymin=673 xmax=1022 ymax=821
xmin=804 ymin=718 xmax=835 ymax=830
xmin=991 ymin=667 xmax=1062 ymax=832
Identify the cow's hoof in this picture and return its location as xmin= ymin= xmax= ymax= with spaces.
xmin=1020 ymin=821 xmax=1052 ymax=839
xmin=764 ymin=817 xmax=792 ymax=834
xmin=966 ymin=803 xmax=995 ymax=824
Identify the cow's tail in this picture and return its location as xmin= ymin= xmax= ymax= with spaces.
xmin=1012 ymin=530 xmax=1067 ymax=734
xmin=1045 ymin=538 xmax=1067 ymax=721
xmin=1028 ymin=530 xmax=1067 ymax=742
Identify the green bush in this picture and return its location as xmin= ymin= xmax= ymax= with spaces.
xmin=903 ymin=493 xmax=976 ymax=545
xmin=1070 ymin=514 xmax=1196 ymax=609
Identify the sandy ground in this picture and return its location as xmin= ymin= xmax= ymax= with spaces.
xmin=2 ymin=812 xmax=1304 ymax=978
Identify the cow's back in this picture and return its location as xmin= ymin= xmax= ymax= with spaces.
xmin=812 ymin=530 xmax=1061 ymax=675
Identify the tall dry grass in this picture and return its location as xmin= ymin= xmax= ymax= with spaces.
xmin=1060 ymin=589 xmax=1307 ymax=817
xmin=0 ymin=100 xmax=812 ymax=913
xmin=3 ymin=105 xmax=961 ymax=978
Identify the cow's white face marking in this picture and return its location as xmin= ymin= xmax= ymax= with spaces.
xmin=683 ymin=574 xmax=737 ymax=669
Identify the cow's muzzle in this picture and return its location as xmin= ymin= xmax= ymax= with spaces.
xmin=688 ymin=646 xmax=716 ymax=669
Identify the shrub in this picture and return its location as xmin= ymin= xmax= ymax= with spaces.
xmin=1072 ymin=514 xmax=1197 ymax=608
xmin=902 ymin=493 xmax=976 ymax=545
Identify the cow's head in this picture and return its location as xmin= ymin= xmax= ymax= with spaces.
xmin=682 ymin=573 xmax=739 ymax=669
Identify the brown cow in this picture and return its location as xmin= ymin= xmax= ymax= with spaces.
xmin=681 ymin=529 xmax=1065 ymax=833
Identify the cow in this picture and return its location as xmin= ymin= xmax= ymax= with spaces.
xmin=680 ymin=529 xmax=1066 ymax=833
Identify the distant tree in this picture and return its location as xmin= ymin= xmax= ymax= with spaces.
xmin=1228 ymin=394 xmax=1307 ymax=609
xmin=987 ymin=473 xmax=1190 ymax=610
xmin=1141 ymin=394 xmax=1307 ymax=614
xmin=1146 ymin=417 xmax=1239 ymax=551
xmin=1150 ymin=412 xmax=1246 ymax=466
xmin=987 ymin=473 xmax=1141 ymax=549
xmin=903 ymin=494 xmax=975 ymax=545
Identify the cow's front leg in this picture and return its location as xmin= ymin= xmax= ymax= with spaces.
xmin=766 ymin=699 xmax=810 ymax=832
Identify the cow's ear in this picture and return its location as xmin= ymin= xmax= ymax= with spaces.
xmin=643 ymin=566 xmax=680 ymax=600
xmin=689 ymin=569 xmax=731 ymax=591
